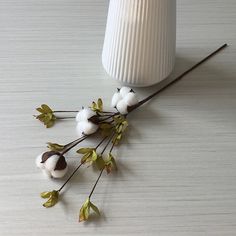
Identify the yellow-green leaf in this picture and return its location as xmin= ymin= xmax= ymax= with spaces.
xmin=77 ymin=148 xmax=93 ymax=154
xmin=41 ymin=190 xmax=59 ymax=208
xmin=97 ymin=98 xmax=103 ymax=111
xmin=40 ymin=191 xmax=52 ymax=198
xmin=91 ymin=150 xmax=98 ymax=161
xmin=90 ymin=201 xmax=100 ymax=216
xmin=47 ymin=142 xmax=65 ymax=151
xmin=95 ymin=156 xmax=105 ymax=170
xmin=79 ymin=199 xmax=90 ymax=222
xmin=41 ymin=104 xmax=53 ymax=113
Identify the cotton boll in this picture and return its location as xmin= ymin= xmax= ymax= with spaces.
xmin=123 ymin=92 xmax=139 ymax=106
xmin=120 ymin=87 xmax=132 ymax=98
xmin=44 ymin=155 xmax=60 ymax=171
xmin=36 ymin=153 xmax=44 ymax=169
xmin=82 ymin=121 xmax=98 ymax=135
xmin=76 ymin=121 xmax=98 ymax=136
xmin=76 ymin=108 xmax=96 ymax=122
xmin=41 ymin=169 xmax=52 ymax=178
xmin=76 ymin=122 xmax=87 ymax=136
xmin=116 ymin=100 xmax=128 ymax=115
xmin=111 ymin=92 xmax=122 ymax=108
xmin=51 ymin=166 xmax=68 ymax=178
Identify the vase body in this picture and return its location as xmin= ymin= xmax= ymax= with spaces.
xmin=102 ymin=0 xmax=176 ymax=87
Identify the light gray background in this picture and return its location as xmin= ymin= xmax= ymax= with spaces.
xmin=0 ymin=0 xmax=236 ymax=235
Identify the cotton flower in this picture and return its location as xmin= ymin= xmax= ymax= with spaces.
xmin=76 ymin=108 xmax=96 ymax=122
xmin=111 ymin=92 xmax=122 ymax=108
xmin=116 ymin=100 xmax=128 ymax=115
xmin=76 ymin=121 xmax=98 ymax=136
xmin=120 ymin=87 xmax=132 ymax=98
xmin=36 ymin=151 xmax=68 ymax=179
xmin=123 ymin=92 xmax=139 ymax=106
xmin=112 ymin=87 xmax=139 ymax=114
xmin=75 ymin=107 xmax=99 ymax=137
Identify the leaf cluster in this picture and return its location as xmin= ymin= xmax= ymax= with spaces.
xmin=112 ymin=115 xmax=128 ymax=145
xmin=35 ymin=104 xmax=56 ymax=128
xmin=79 ymin=198 xmax=100 ymax=222
xmin=41 ymin=190 xmax=59 ymax=208
xmin=90 ymin=98 xmax=103 ymax=112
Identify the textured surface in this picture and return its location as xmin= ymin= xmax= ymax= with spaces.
xmin=0 ymin=0 xmax=236 ymax=235
xmin=102 ymin=0 xmax=176 ymax=86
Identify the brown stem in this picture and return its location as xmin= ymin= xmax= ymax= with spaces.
xmin=53 ymin=110 xmax=78 ymax=113
xmin=61 ymin=135 xmax=88 ymax=155
xmin=95 ymin=136 xmax=108 ymax=150
xmin=128 ymin=43 xmax=228 ymax=113
xmin=58 ymin=162 xmax=83 ymax=192
xmin=56 ymin=117 xmax=75 ymax=119
xmin=101 ymin=132 xmax=116 ymax=155
xmin=88 ymin=168 xmax=104 ymax=199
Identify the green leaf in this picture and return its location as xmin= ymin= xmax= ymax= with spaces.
xmin=90 ymin=201 xmax=100 ymax=216
xmin=47 ymin=142 xmax=65 ymax=152
xmin=79 ymin=198 xmax=90 ymax=222
xmin=105 ymin=153 xmax=117 ymax=174
xmin=36 ymin=107 xmax=44 ymax=113
xmin=41 ymin=190 xmax=59 ymax=208
xmin=46 ymin=120 xmax=55 ymax=128
xmin=90 ymin=98 xmax=103 ymax=112
xmin=91 ymin=150 xmax=98 ymax=161
xmin=97 ymin=98 xmax=103 ymax=111
xmin=40 ymin=191 xmax=52 ymax=198
xmin=77 ymin=148 xmax=93 ymax=154
xmin=95 ymin=156 xmax=105 ymax=170
xmin=41 ymin=104 xmax=53 ymax=113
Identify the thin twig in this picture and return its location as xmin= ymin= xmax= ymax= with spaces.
xmin=128 ymin=43 xmax=228 ymax=113
xmin=58 ymin=163 xmax=83 ymax=192
xmin=88 ymin=168 xmax=104 ymax=199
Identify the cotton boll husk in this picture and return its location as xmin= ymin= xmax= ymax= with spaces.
xmin=51 ymin=166 xmax=68 ymax=178
xmin=111 ymin=92 xmax=122 ymax=108
xmin=120 ymin=87 xmax=132 ymax=98
xmin=76 ymin=108 xmax=96 ymax=122
xmin=41 ymin=169 xmax=52 ymax=178
xmin=116 ymin=100 xmax=128 ymax=115
xmin=123 ymin=92 xmax=139 ymax=106
xmin=36 ymin=153 xmax=45 ymax=169
xmin=44 ymin=155 xmax=60 ymax=171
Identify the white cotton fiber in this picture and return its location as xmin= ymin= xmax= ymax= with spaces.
xmin=111 ymin=92 xmax=122 ymax=108
xmin=83 ymin=121 xmax=98 ymax=135
xmin=76 ymin=121 xmax=98 ymax=136
xmin=123 ymin=92 xmax=139 ymax=106
xmin=76 ymin=108 xmax=96 ymax=122
xmin=116 ymin=100 xmax=128 ymax=115
xmin=44 ymin=155 xmax=60 ymax=171
xmin=120 ymin=87 xmax=131 ymax=98
xmin=51 ymin=166 xmax=68 ymax=178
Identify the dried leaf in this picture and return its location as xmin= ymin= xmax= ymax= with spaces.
xmin=97 ymin=98 xmax=103 ymax=111
xmin=41 ymin=104 xmax=53 ymax=113
xmin=41 ymin=190 xmax=59 ymax=208
xmin=77 ymin=148 xmax=93 ymax=154
xmin=90 ymin=201 xmax=100 ymax=216
xmin=47 ymin=142 xmax=65 ymax=152
xmin=95 ymin=156 xmax=105 ymax=170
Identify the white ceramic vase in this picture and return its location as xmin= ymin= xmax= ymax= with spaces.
xmin=102 ymin=0 xmax=176 ymax=87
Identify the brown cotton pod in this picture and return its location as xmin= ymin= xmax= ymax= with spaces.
xmin=41 ymin=151 xmax=60 ymax=163
xmin=54 ymin=155 xmax=67 ymax=171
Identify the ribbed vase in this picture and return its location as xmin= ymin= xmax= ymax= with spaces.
xmin=102 ymin=0 xmax=176 ymax=87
